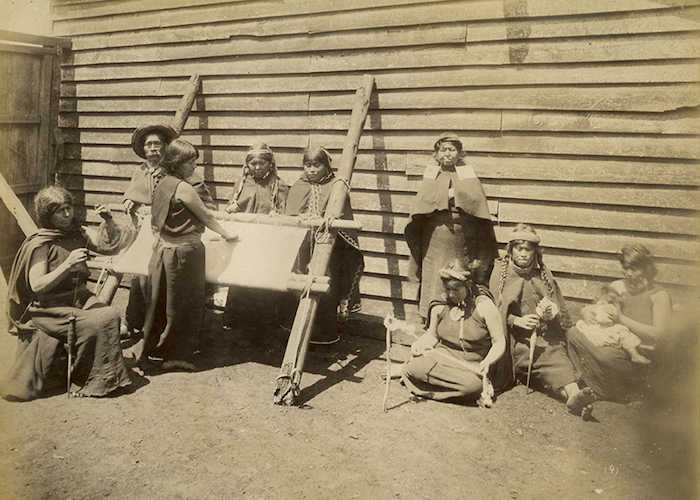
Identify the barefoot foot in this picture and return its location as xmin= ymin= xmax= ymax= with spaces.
xmin=630 ymin=354 xmax=651 ymax=364
xmin=567 ymin=387 xmax=596 ymax=417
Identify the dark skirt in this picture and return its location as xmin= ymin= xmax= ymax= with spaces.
xmin=1 ymin=291 xmax=131 ymax=400
xmin=142 ymin=240 xmax=206 ymax=362
xmin=567 ymin=325 xmax=647 ymax=402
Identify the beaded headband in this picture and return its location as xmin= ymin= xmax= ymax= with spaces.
xmin=508 ymin=231 xmax=541 ymax=244
xmin=438 ymin=268 xmax=472 ymax=282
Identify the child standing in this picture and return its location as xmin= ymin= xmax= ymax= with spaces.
xmin=576 ymin=286 xmax=652 ymax=364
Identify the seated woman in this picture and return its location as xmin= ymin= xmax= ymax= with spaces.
xmin=401 ymin=259 xmax=508 ymax=405
xmin=222 ymin=143 xmax=290 ymax=330
xmin=2 ymin=186 xmax=133 ymax=400
xmin=489 ymin=223 xmax=595 ymax=419
xmin=134 ymin=139 xmax=238 ymax=372
xmin=284 ymin=146 xmax=364 ymax=345
xmin=567 ymin=244 xmax=672 ymax=403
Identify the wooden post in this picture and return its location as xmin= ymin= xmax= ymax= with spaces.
xmin=274 ymin=74 xmax=375 ymax=406
xmin=96 ymin=74 xmax=201 ymax=305
xmin=173 ymin=74 xmax=201 ymax=135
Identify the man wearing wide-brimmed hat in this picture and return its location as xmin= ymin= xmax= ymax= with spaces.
xmin=122 ymin=123 xmax=178 ymax=217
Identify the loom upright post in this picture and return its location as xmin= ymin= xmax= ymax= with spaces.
xmin=274 ymin=74 xmax=375 ymax=406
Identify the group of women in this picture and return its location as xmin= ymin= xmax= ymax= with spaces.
xmin=399 ymin=132 xmax=674 ymax=419
xmin=1 ymin=127 xmax=364 ymax=400
xmin=1 ymin=128 xmax=672 ymax=414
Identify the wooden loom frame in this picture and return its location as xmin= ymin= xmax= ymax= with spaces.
xmin=0 ymin=73 xmax=376 ymax=408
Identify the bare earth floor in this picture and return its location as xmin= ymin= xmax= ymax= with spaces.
xmin=0 ymin=289 xmax=698 ymax=500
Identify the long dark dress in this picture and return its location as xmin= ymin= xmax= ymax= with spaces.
xmin=401 ymin=288 xmax=510 ymax=403
xmin=141 ymin=175 xmax=206 ymax=363
xmin=2 ymin=227 xmax=131 ymax=401
xmin=490 ymin=258 xmax=577 ymax=393
xmin=567 ymin=282 xmax=668 ymax=401
xmin=405 ymin=160 xmax=498 ymax=319
xmin=284 ymin=173 xmax=364 ymax=342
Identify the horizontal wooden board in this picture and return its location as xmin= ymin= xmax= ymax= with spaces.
xmin=68 ymin=24 xmax=467 ymax=66
xmin=52 ymin=0 xmax=700 ymax=36
xmin=58 ymin=86 xmax=700 ymax=122
xmin=61 ymin=152 xmax=700 ymax=188
xmin=57 ymin=101 xmax=700 ymax=136
xmin=61 ymin=34 xmax=700 ymax=81
xmin=308 ymin=34 xmax=700 ymax=73
xmin=60 ymin=62 xmax=700 ymax=98
xmin=358 ymin=228 xmax=700 ymax=263
xmin=498 ymin=200 xmax=700 ymax=236
xmin=408 ymin=155 xmax=700 ymax=187
xmin=52 ymin=0 xmax=449 ymax=36
xmin=308 ymin=85 xmax=700 ymax=114
xmin=468 ymin=6 xmax=700 ymax=43
xmin=57 ymin=129 xmax=700 ymax=161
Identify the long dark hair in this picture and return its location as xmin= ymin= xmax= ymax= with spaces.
xmin=160 ymin=139 xmax=199 ymax=177
xmin=34 ymin=186 xmax=75 ymax=229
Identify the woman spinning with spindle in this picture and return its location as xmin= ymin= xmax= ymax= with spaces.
xmin=2 ymin=187 xmax=132 ymax=400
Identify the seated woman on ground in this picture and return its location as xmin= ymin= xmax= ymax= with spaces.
xmin=284 ymin=146 xmax=364 ymax=345
xmin=489 ymin=223 xmax=595 ymax=419
xmin=576 ymin=285 xmax=652 ymax=365
xmin=2 ymin=186 xmax=133 ymax=400
xmin=134 ymin=139 xmax=238 ymax=372
xmin=567 ymin=244 xmax=672 ymax=404
xmin=221 ymin=143 xmax=290 ymax=330
xmin=399 ymin=259 xmax=509 ymax=406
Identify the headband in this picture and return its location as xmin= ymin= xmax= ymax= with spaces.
xmin=438 ymin=268 xmax=471 ymax=282
xmin=247 ymin=147 xmax=273 ymax=156
xmin=508 ymin=231 xmax=541 ymax=244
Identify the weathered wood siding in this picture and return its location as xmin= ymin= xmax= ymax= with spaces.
xmin=0 ymin=30 xmax=67 ymax=275
xmin=52 ymin=0 xmax=700 ymax=322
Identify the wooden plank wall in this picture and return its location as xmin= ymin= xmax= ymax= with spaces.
xmin=51 ymin=0 xmax=700 ymax=322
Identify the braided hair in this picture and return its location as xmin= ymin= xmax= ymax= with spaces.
xmin=229 ymin=143 xmax=283 ymax=213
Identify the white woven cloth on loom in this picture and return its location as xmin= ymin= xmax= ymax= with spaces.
xmin=112 ymin=216 xmax=309 ymax=291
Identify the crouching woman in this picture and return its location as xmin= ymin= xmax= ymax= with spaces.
xmin=2 ymin=186 xmax=133 ymax=400
xmin=401 ymin=259 xmax=508 ymax=405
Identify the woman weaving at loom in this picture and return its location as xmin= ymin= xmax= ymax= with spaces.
xmin=2 ymin=187 xmax=133 ymax=400
xmin=284 ymin=146 xmax=364 ymax=345
xmin=133 ymin=139 xmax=238 ymax=372
xmin=221 ymin=143 xmax=290 ymax=329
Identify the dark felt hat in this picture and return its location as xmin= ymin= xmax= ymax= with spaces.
xmin=433 ymin=132 xmax=463 ymax=151
xmin=131 ymin=123 xmax=177 ymax=159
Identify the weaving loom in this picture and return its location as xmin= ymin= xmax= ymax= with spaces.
xmin=112 ymin=215 xmax=310 ymax=292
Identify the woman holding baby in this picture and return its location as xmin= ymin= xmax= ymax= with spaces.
xmin=567 ymin=244 xmax=672 ymax=403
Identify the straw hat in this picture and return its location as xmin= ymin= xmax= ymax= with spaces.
xmin=131 ymin=123 xmax=177 ymax=159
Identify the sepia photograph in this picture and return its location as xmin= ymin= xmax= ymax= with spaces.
xmin=0 ymin=0 xmax=698 ymax=498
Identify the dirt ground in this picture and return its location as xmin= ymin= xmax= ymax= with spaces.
xmin=0 ymin=287 xmax=698 ymax=500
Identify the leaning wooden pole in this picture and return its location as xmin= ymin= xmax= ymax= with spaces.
xmin=96 ymin=74 xmax=201 ymax=305
xmin=274 ymin=74 xmax=375 ymax=406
